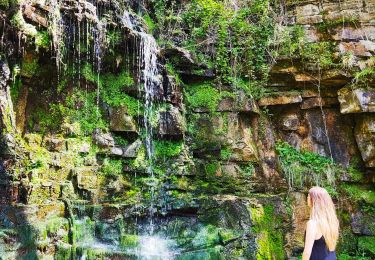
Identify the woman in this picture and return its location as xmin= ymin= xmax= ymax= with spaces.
xmin=302 ymin=186 xmax=339 ymax=260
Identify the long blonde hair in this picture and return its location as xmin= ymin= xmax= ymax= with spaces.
xmin=308 ymin=186 xmax=339 ymax=251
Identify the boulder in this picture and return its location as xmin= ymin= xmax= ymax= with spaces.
xmin=109 ymin=106 xmax=138 ymax=133
xmin=338 ymin=87 xmax=375 ymax=114
xmin=355 ymin=114 xmax=375 ymax=167
xmin=109 ymin=139 xmax=142 ymax=158
xmin=339 ymin=42 xmax=373 ymax=57
xmin=285 ymin=192 xmax=309 ymax=256
xmin=351 ymin=211 xmax=375 ymax=236
xmin=332 ymin=26 xmax=375 ymax=41
xmin=216 ymin=90 xmax=260 ymax=113
xmin=157 ymin=106 xmax=185 ymax=139
xmin=280 ymin=113 xmax=300 ymax=131
xmin=160 ymin=47 xmax=197 ymax=70
xmin=198 ymin=195 xmax=252 ymax=232
xmin=92 ymin=129 xmax=115 ymax=148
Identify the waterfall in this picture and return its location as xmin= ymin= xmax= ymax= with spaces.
xmin=139 ymin=32 xmax=160 ymax=235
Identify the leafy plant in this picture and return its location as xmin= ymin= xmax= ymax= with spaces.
xmin=276 ymin=141 xmax=340 ymax=191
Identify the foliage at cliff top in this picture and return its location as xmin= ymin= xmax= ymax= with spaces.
xmin=152 ymin=0 xmax=274 ymax=86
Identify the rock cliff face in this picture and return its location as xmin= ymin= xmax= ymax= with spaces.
xmin=0 ymin=0 xmax=374 ymax=259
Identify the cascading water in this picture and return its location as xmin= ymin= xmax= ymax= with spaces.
xmin=139 ymin=32 xmax=160 ymax=234
xmin=121 ymin=11 xmax=179 ymax=260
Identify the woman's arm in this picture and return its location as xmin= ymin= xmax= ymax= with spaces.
xmin=302 ymin=220 xmax=316 ymax=260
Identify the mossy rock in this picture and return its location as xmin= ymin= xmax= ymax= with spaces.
xmin=358 ymin=236 xmax=375 ymax=257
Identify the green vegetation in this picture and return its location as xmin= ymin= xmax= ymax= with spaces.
xmin=220 ymin=147 xmax=232 ymax=161
xmin=35 ymin=31 xmax=50 ymax=49
xmin=10 ymin=77 xmax=22 ymax=102
xmin=21 ymin=57 xmax=40 ymax=77
xmin=342 ymin=184 xmax=375 ymax=207
xmin=154 ymin=140 xmax=183 ymax=158
xmin=276 ymin=141 xmax=339 ymax=191
xmin=143 ymin=14 xmax=156 ymax=33
xmin=186 ymin=82 xmax=234 ymax=112
xmin=66 ymin=90 xmax=107 ymax=134
xmin=10 ymin=10 xmax=37 ymax=37
xmin=251 ymin=204 xmax=284 ymax=259
xmin=316 ymin=17 xmax=359 ymax=32
xmin=358 ymin=236 xmax=375 ymax=257
xmin=81 ymin=63 xmax=140 ymax=116
xmin=182 ymin=0 xmax=274 ymax=85
xmin=102 ymin=158 xmax=123 ymax=177
xmin=186 ymin=82 xmax=221 ymax=112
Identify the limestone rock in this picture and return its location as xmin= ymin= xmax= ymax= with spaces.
xmin=164 ymin=75 xmax=182 ymax=106
xmin=160 ymin=47 xmax=197 ymax=70
xmin=355 ymin=115 xmax=375 ymax=167
xmin=296 ymin=4 xmax=322 ymax=24
xmin=301 ymin=97 xmax=338 ymax=110
xmin=338 ymin=87 xmax=375 ymax=114
xmin=332 ymin=26 xmax=375 ymax=41
xmin=198 ymin=195 xmax=251 ymax=232
xmin=158 ymin=106 xmax=185 ymax=138
xmin=44 ymin=137 xmax=66 ymax=152
xmin=339 ymin=42 xmax=373 ymax=57
xmin=351 ymin=211 xmax=375 ymax=236
xmin=280 ymin=114 xmax=299 ymax=131
xmin=75 ymin=167 xmax=98 ymax=190
xmin=92 ymin=129 xmax=115 ymax=148
xmin=109 ymin=106 xmax=138 ymax=133
xmin=258 ymin=92 xmax=302 ymax=106
xmin=285 ymin=192 xmax=309 ymax=257
xmin=216 ymin=90 xmax=260 ymax=113
xmin=109 ymin=139 xmax=142 ymax=158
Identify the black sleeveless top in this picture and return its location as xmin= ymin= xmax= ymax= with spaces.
xmin=310 ymin=236 xmax=336 ymax=260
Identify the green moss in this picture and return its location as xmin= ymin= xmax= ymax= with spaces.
xmin=251 ymin=204 xmax=284 ymax=259
xmin=154 ymin=140 xmax=183 ymax=158
xmin=205 ymin=161 xmax=220 ymax=176
xmin=186 ymin=82 xmax=221 ymax=112
xmin=0 ymin=0 xmax=9 ymax=8
xmin=220 ymin=147 xmax=232 ymax=161
xmin=102 ymin=71 xmax=134 ymax=95
xmin=342 ymin=184 xmax=375 ymax=205
xmin=35 ymin=31 xmax=51 ymax=49
xmin=81 ymin=63 xmax=140 ymax=116
xmin=358 ymin=236 xmax=375 ymax=257
xmin=102 ymin=158 xmax=123 ymax=177
xmin=11 ymin=11 xmax=38 ymax=37
xmin=30 ymin=103 xmax=67 ymax=134
xmin=65 ymin=90 xmax=107 ymax=134
xmin=120 ymin=234 xmax=139 ymax=248
xmin=10 ymin=77 xmax=22 ymax=102
xmin=21 ymin=57 xmax=39 ymax=78
xmin=191 ymin=225 xmax=220 ymax=248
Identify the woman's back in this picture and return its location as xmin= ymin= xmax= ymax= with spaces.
xmin=310 ymin=235 xmax=336 ymax=260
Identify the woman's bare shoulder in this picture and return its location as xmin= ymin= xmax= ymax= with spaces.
xmin=306 ymin=219 xmax=317 ymax=226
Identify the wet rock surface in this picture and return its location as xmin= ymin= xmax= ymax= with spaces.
xmin=0 ymin=0 xmax=375 ymax=259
